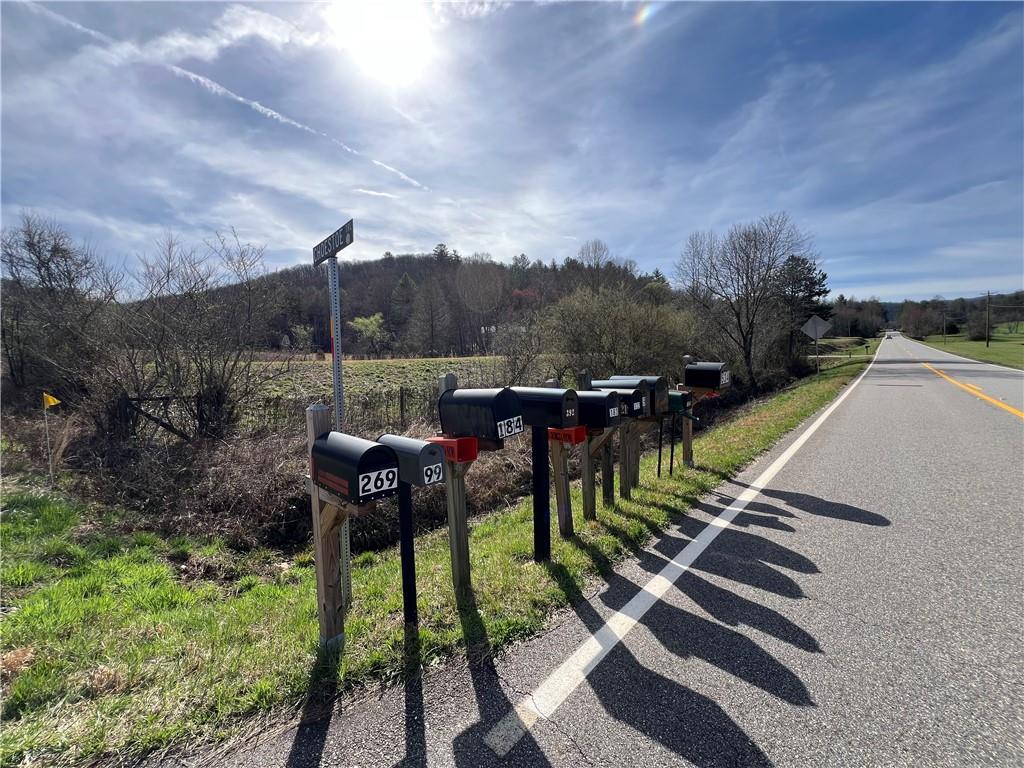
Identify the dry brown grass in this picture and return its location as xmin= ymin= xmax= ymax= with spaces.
xmin=0 ymin=647 xmax=35 ymax=693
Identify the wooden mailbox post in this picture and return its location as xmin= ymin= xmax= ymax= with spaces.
xmin=575 ymin=372 xmax=622 ymax=521
xmin=305 ymin=406 xmax=400 ymax=647
xmin=433 ymin=375 xmax=522 ymax=604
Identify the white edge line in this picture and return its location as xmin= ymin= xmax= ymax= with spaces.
xmin=483 ymin=355 xmax=879 ymax=757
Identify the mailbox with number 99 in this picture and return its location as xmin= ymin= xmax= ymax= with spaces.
xmin=377 ymin=434 xmax=446 ymax=487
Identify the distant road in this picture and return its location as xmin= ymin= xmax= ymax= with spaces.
xmin=211 ymin=333 xmax=1023 ymax=768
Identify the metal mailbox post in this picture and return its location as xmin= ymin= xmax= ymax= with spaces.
xmin=666 ymin=389 xmax=696 ymax=474
xmin=510 ymin=386 xmax=579 ymax=560
xmin=306 ymin=406 xmax=400 ymax=647
xmin=376 ymin=434 xmax=446 ymax=627
xmin=575 ymin=372 xmax=621 ymax=521
xmin=433 ymin=375 xmax=523 ymax=605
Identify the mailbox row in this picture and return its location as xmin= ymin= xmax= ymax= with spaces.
xmin=306 ymin=360 xmax=730 ymax=641
xmin=311 ymin=360 xmax=729 ymax=507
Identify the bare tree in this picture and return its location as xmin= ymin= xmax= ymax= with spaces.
xmin=577 ymin=239 xmax=612 ymax=291
xmin=1 ymin=212 xmax=121 ymax=393
xmin=676 ymin=212 xmax=811 ymax=390
xmin=121 ymin=231 xmax=285 ymax=440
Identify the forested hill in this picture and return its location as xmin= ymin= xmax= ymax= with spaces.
xmin=256 ymin=243 xmax=669 ymax=357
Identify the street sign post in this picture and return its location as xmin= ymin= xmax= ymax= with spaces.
xmin=312 ymin=220 xmax=355 ymax=625
xmin=801 ymin=314 xmax=832 ymax=375
xmin=313 ymin=220 xmax=355 ymax=430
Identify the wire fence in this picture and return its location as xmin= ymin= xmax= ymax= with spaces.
xmin=239 ymin=385 xmax=442 ymax=437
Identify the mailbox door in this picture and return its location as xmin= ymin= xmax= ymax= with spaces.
xmin=312 ymin=432 xmax=399 ymax=504
xmin=354 ymin=444 xmax=401 ymax=503
xmin=510 ymin=387 xmax=580 ymax=428
xmin=378 ymin=434 xmax=446 ymax=487
xmin=577 ymin=391 xmax=620 ymax=429
xmin=684 ymin=362 xmax=731 ymax=391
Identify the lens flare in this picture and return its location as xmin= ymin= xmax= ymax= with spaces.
xmin=633 ymin=3 xmax=663 ymax=27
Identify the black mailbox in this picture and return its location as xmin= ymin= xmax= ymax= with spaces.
xmin=683 ymin=362 xmax=731 ymax=391
xmin=609 ymin=376 xmax=669 ymax=415
xmin=510 ymin=387 xmax=579 ymax=429
xmin=377 ymin=434 xmax=446 ymax=486
xmin=438 ymin=387 xmax=524 ymax=444
xmin=591 ymin=379 xmax=651 ymax=417
xmin=311 ymin=432 xmax=400 ymax=505
xmin=577 ymin=390 xmax=621 ymax=430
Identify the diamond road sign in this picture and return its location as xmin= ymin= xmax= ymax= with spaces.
xmin=801 ymin=314 xmax=832 ymax=340
xmin=313 ymin=219 xmax=354 ymax=265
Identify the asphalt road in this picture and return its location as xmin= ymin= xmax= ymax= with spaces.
xmin=202 ymin=334 xmax=1023 ymax=768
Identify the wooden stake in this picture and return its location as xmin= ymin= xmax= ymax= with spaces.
xmin=438 ymin=373 xmax=472 ymax=605
xmin=601 ymin=439 xmax=615 ymax=507
xmin=619 ymin=423 xmax=632 ymax=500
xmin=581 ymin=436 xmax=596 ymax=521
xmin=550 ymin=438 xmax=573 ymax=538
xmin=683 ymin=410 xmax=694 ymax=468
xmin=306 ymin=404 xmax=348 ymax=647
xmin=444 ymin=460 xmax=472 ymax=605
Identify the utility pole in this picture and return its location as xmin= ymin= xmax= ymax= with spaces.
xmin=942 ymin=311 xmax=946 ymax=345
xmin=986 ymin=291 xmax=991 ymax=348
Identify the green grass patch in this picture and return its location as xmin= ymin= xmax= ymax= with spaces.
xmin=918 ymin=328 xmax=1024 ymax=370
xmin=260 ymin=356 xmax=503 ymax=399
xmin=816 ymin=336 xmax=881 ymax=359
xmin=0 ymin=361 xmax=866 ymax=767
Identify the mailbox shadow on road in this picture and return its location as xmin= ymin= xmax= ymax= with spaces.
xmin=543 ymin=557 xmax=788 ymax=768
xmin=450 ymin=598 xmax=553 ymax=768
xmin=284 ymin=647 xmax=340 ymax=768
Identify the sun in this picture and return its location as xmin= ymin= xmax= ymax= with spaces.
xmin=324 ymin=1 xmax=437 ymax=89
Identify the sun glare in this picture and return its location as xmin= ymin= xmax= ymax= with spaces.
xmin=325 ymin=1 xmax=437 ymax=89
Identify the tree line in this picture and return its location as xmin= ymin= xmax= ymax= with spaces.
xmin=895 ymin=293 xmax=1024 ymax=340
xmin=3 ymin=210 xmax=840 ymax=445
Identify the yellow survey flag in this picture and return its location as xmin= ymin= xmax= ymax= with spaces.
xmin=42 ymin=392 xmax=61 ymax=409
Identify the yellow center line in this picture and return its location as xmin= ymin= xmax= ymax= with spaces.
xmin=921 ymin=363 xmax=1024 ymax=420
xmin=962 ymin=381 xmax=984 ymax=392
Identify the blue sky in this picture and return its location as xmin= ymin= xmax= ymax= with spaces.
xmin=2 ymin=1 xmax=1022 ymax=300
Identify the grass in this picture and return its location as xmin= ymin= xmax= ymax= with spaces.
xmin=0 ymin=360 xmax=867 ymax=767
xmin=917 ymin=326 xmax=1024 ymax=370
xmin=816 ymin=336 xmax=881 ymax=358
xmin=259 ymin=356 xmax=503 ymax=399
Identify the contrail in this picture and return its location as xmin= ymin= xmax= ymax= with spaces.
xmin=168 ymin=66 xmax=358 ymax=155
xmin=22 ymin=1 xmax=425 ymax=188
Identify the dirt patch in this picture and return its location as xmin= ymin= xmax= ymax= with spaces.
xmin=1 ymin=647 xmax=35 ymax=693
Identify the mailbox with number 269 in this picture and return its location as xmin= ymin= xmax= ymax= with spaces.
xmin=311 ymin=432 xmax=400 ymax=505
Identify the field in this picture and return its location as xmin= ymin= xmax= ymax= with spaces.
xmin=0 ymin=360 xmax=867 ymax=767
xmin=816 ymin=336 xmax=881 ymax=357
xmin=918 ymin=325 xmax=1024 ymax=369
xmin=260 ymin=356 xmax=503 ymax=399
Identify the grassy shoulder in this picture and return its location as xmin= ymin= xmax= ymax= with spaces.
xmin=0 ymin=361 xmax=866 ymax=767
xmin=917 ymin=329 xmax=1024 ymax=370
